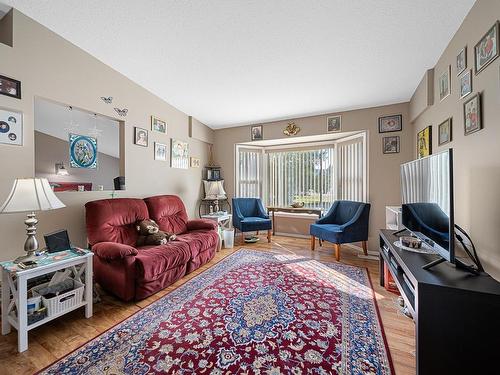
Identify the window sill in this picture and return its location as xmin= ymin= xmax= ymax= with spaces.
xmin=272 ymin=212 xmax=319 ymax=220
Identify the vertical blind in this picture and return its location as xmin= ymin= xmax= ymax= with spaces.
xmin=237 ymin=148 xmax=262 ymax=198
xmin=267 ymin=147 xmax=335 ymax=211
xmin=235 ymin=134 xmax=367 ymax=211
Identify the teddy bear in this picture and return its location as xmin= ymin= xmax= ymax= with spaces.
xmin=135 ymin=219 xmax=176 ymax=247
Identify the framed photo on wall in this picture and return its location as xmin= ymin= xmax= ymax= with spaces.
xmin=327 ymin=115 xmax=342 ymax=132
xmin=0 ymin=108 xmax=22 ymax=145
xmin=151 ymin=115 xmax=167 ymax=134
xmin=438 ymin=118 xmax=452 ymax=146
xmin=251 ymin=125 xmax=263 ymax=141
xmin=171 ymin=138 xmax=189 ymax=169
xmin=378 ymin=114 xmax=402 ymax=133
xmin=134 ymin=127 xmax=148 ymax=147
xmin=463 ymin=93 xmax=482 ymax=135
xmin=0 ymin=75 xmax=21 ymax=99
xmin=382 ymin=136 xmax=400 ymax=154
xmin=438 ymin=66 xmax=451 ymax=101
xmin=417 ymin=126 xmax=432 ymax=158
xmin=69 ymin=134 xmax=98 ymax=169
xmin=154 ymin=142 xmax=167 ymax=161
xmin=459 ymin=70 xmax=472 ymax=98
xmin=190 ymin=157 xmax=200 ymax=168
xmin=474 ymin=21 xmax=499 ymax=74
xmin=456 ymin=47 xmax=467 ymax=76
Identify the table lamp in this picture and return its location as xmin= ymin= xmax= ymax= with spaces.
xmin=204 ymin=180 xmax=226 ymax=213
xmin=0 ymin=178 xmax=66 ymax=263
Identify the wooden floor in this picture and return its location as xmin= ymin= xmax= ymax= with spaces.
xmin=0 ymin=235 xmax=416 ymax=374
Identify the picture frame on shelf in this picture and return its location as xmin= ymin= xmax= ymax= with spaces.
xmin=134 ymin=127 xmax=148 ymax=147
xmin=327 ymin=115 xmax=342 ymax=132
xmin=438 ymin=65 xmax=451 ymax=101
xmin=0 ymin=75 xmax=21 ymax=99
xmin=438 ymin=118 xmax=452 ymax=146
xmin=474 ymin=21 xmax=499 ymax=74
xmin=151 ymin=115 xmax=167 ymax=134
xmin=459 ymin=70 xmax=472 ymax=99
xmin=0 ymin=108 xmax=23 ymax=146
xmin=463 ymin=93 xmax=482 ymax=136
xmin=456 ymin=47 xmax=467 ymax=76
xmin=382 ymin=136 xmax=400 ymax=154
xmin=154 ymin=142 xmax=167 ymax=161
xmin=251 ymin=125 xmax=263 ymax=141
xmin=378 ymin=114 xmax=402 ymax=133
xmin=417 ymin=126 xmax=432 ymax=158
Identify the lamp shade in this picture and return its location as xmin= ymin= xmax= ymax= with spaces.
xmin=0 ymin=178 xmax=66 ymax=214
xmin=204 ymin=180 xmax=227 ymax=199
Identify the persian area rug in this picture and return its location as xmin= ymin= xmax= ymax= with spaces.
xmin=39 ymin=249 xmax=393 ymax=374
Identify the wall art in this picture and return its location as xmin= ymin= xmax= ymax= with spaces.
xmin=69 ymin=133 xmax=98 ymax=169
xmin=171 ymin=139 xmax=189 ymax=169
xmin=0 ymin=108 xmax=22 ymax=146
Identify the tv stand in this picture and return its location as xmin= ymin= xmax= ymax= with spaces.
xmin=379 ymin=230 xmax=500 ymax=374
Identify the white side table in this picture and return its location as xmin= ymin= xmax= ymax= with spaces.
xmin=0 ymin=249 xmax=93 ymax=352
xmin=201 ymin=213 xmax=232 ymax=250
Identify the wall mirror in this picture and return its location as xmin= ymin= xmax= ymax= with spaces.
xmin=34 ymin=97 xmax=125 ymax=192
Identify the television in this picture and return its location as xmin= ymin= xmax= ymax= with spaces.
xmin=400 ymin=149 xmax=454 ymax=263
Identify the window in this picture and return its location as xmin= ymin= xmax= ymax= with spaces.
xmin=235 ymin=133 xmax=367 ymax=211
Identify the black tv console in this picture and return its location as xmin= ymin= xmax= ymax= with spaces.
xmin=379 ymin=230 xmax=500 ymax=375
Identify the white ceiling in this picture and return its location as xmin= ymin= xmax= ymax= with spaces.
xmin=5 ymin=0 xmax=475 ymax=128
xmin=35 ymin=98 xmax=120 ymax=158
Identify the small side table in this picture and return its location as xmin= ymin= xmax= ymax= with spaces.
xmin=0 ymin=249 xmax=93 ymax=352
xmin=201 ymin=213 xmax=232 ymax=250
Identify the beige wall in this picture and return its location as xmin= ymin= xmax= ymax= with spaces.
xmin=410 ymin=0 xmax=500 ymax=280
xmin=214 ymin=102 xmax=412 ymax=251
xmin=0 ymin=10 xmax=214 ymax=260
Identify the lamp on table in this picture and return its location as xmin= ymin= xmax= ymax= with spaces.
xmin=0 ymin=178 xmax=66 ymax=263
xmin=204 ymin=180 xmax=226 ymax=213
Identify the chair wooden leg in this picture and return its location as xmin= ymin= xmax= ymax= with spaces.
xmin=311 ymin=236 xmax=315 ymax=251
xmin=334 ymin=243 xmax=341 ymax=262
xmin=256 ymin=231 xmax=259 ymax=235
xmin=267 ymin=229 xmax=271 ymax=243
xmin=362 ymin=241 xmax=368 ymax=256
xmin=319 ymin=239 xmax=323 ymax=247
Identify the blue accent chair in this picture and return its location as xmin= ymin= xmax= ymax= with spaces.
xmin=232 ymin=198 xmax=272 ymax=242
xmin=310 ymin=200 xmax=371 ymax=261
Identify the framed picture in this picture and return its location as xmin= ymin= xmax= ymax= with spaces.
xmin=417 ymin=126 xmax=432 ymax=158
xmin=0 ymin=108 xmax=22 ymax=146
xmin=463 ymin=93 xmax=482 ymax=135
xmin=474 ymin=22 xmax=499 ymax=74
xmin=69 ymin=134 xmax=98 ymax=169
xmin=438 ymin=118 xmax=452 ymax=146
xmin=134 ymin=127 xmax=148 ymax=147
xmin=382 ymin=136 xmax=400 ymax=154
xmin=171 ymin=138 xmax=189 ymax=169
xmin=378 ymin=114 xmax=402 ymax=133
xmin=154 ymin=142 xmax=167 ymax=161
xmin=456 ymin=47 xmax=467 ymax=75
xmin=251 ymin=125 xmax=263 ymax=141
xmin=0 ymin=75 xmax=21 ymax=99
xmin=151 ymin=115 xmax=167 ymax=134
xmin=459 ymin=70 xmax=472 ymax=99
xmin=438 ymin=66 xmax=451 ymax=101
xmin=190 ymin=157 xmax=200 ymax=168
xmin=327 ymin=115 xmax=342 ymax=132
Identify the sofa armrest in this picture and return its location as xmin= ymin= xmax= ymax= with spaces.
xmin=187 ymin=219 xmax=217 ymax=231
xmin=92 ymin=242 xmax=138 ymax=260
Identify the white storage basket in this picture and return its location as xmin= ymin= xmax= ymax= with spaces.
xmin=32 ymin=279 xmax=84 ymax=317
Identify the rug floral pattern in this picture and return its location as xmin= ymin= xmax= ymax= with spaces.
xmin=39 ymin=250 xmax=392 ymax=374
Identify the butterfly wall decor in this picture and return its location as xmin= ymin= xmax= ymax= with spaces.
xmin=114 ymin=108 xmax=128 ymax=117
xmin=101 ymin=96 xmax=113 ymax=104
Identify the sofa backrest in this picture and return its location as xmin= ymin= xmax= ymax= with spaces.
xmin=144 ymin=195 xmax=188 ymax=234
xmin=85 ymin=198 xmax=149 ymax=246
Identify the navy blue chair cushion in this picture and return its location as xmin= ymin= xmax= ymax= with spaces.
xmin=232 ymin=198 xmax=272 ymax=233
xmin=309 ymin=200 xmax=370 ymax=244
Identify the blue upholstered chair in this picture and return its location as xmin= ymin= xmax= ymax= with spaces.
xmin=310 ymin=200 xmax=370 ymax=261
xmin=232 ymin=198 xmax=272 ymax=243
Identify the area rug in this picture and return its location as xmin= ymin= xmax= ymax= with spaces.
xmin=39 ymin=249 xmax=393 ymax=374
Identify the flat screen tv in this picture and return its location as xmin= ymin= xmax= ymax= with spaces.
xmin=400 ymin=149 xmax=454 ymax=263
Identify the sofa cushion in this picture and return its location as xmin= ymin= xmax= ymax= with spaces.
xmin=144 ymin=195 xmax=188 ymax=234
xmin=135 ymin=241 xmax=191 ymax=282
xmin=176 ymin=229 xmax=219 ymax=258
xmin=85 ymin=198 xmax=149 ymax=246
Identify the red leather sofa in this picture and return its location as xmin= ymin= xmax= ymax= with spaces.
xmin=85 ymin=195 xmax=219 ymax=301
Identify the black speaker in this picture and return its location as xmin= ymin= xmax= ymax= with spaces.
xmin=114 ymin=176 xmax=125 ymax=190
xmin=44 ymin=229 xmax=71 ymax=253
